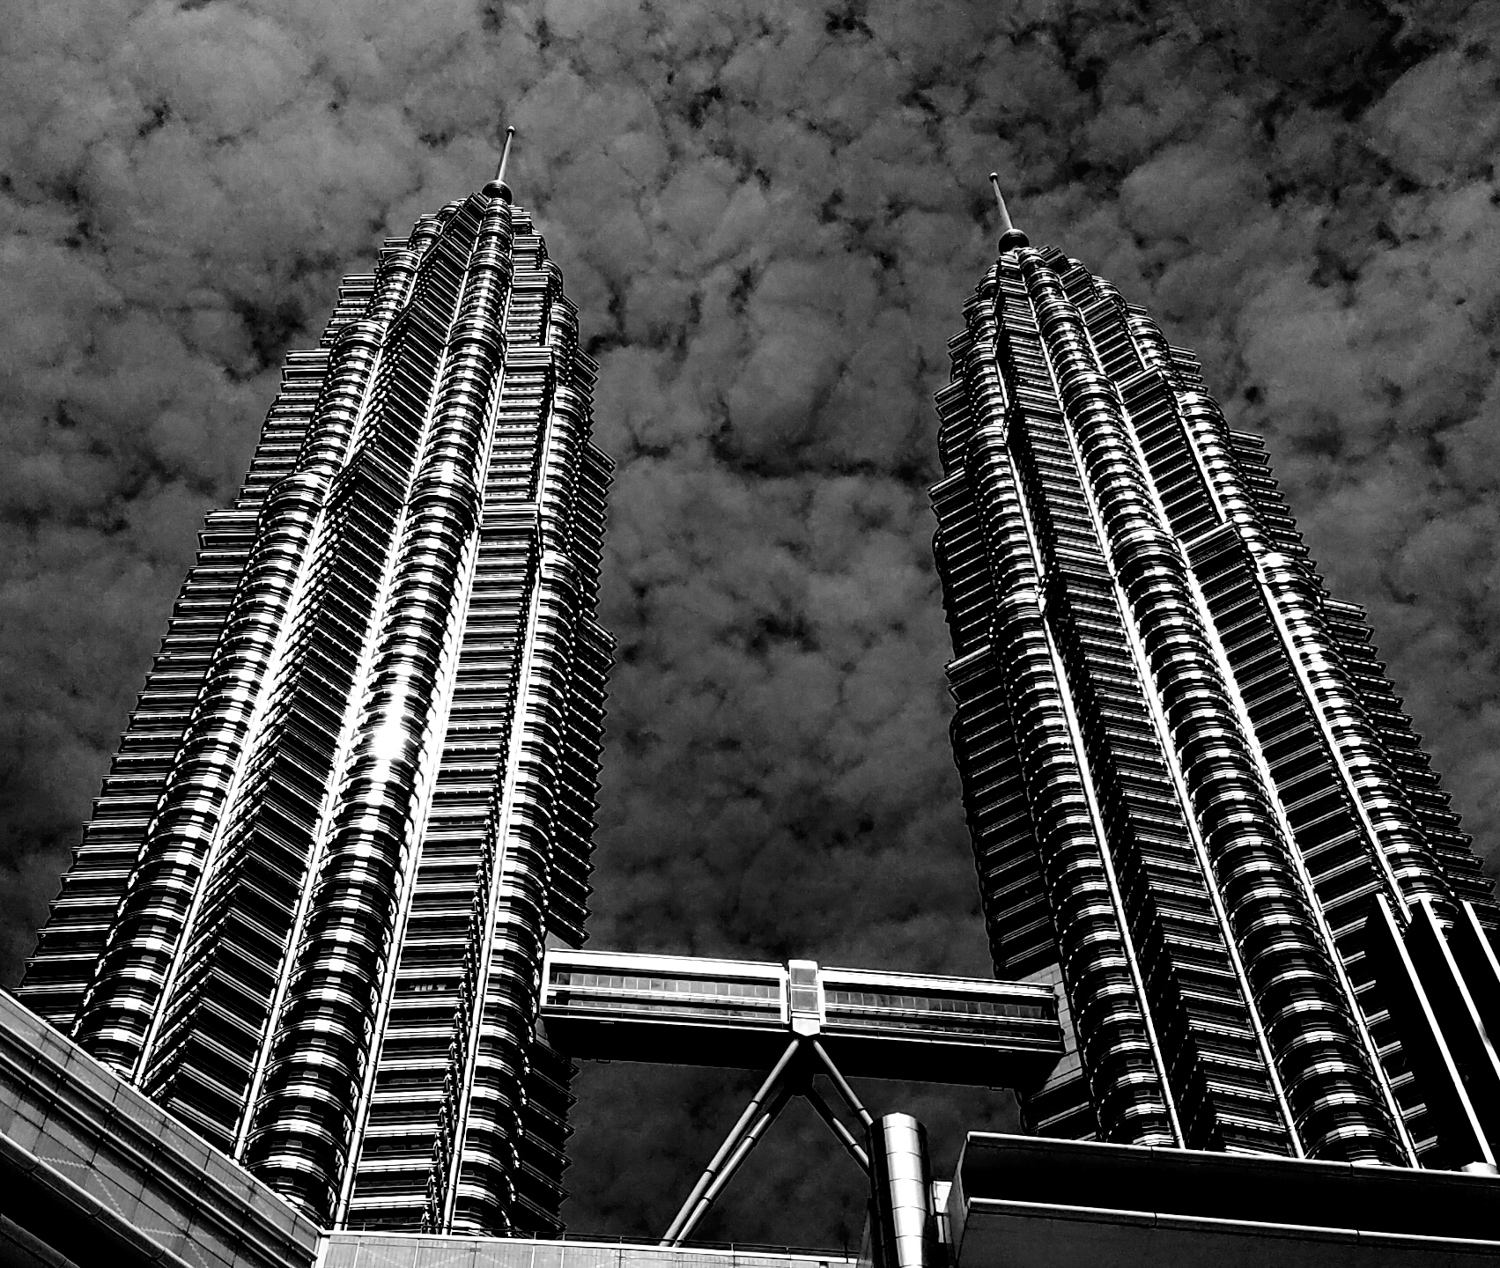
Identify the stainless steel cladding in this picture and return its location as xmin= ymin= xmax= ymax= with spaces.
xmin=868 ymin=1114 xmax=939 ymax=1268
xmin=19 ymin=187 xmax=612 ymax=1236
xmin=933 ymin=238 xmax=1500 ymax=1169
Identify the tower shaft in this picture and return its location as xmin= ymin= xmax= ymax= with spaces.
xmin=20 ymin=186 xmax=611 ymax=1235
xmin=934 ymin=241 xmax=1497 ymax=1166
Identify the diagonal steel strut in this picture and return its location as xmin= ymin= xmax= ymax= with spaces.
xmin=811 ymin=1038 xmax=874 ymax=1129
xmin=803 ymin=1081 xmax=871 ymax=1174
xmin=660 ymin=1038 xmax=805 ymax=1245
xmin=660 ymin=1037 xmax=881 ymax=1245
xmin=664 ymin=1080 xmax=797 ymax=1246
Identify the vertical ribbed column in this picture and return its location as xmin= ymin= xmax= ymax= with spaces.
xmin=69 ymin=239 xmax=427 ymax=1075
xmin=328 ymin=219 xmax=609 ymax=1236
xmin=1122 ymin=308 xmax=1454 ymax=917
xmin=132 ymin=219 xmax=461 ymax=1149
xmin=242 ymin=194 xmax=513 ymax=1221
xmin=970 ymin=452 xmax=1179 ymax=1145
xmin=447 ymin=296 xmax=604 ymax=1235
xmin=21 ymin=318 xmax=349 ymax=1022
xmin=952 ymin=274 xmax=1179 ymax=1147
xmin=18 ymin=509 xmax=258 ymax=1026
xmin=933 ymin=289 xmax=1059 ymax=993
xmin=1017 ymin=253 xmax=1400 ymax=1163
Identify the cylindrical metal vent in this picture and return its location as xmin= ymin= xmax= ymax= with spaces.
xmin=868 ymin=1113 xmax=938 ymax=1268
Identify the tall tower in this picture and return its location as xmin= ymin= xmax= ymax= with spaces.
xmin=17 ymin=146 xmax=612 ymax=1236
xmin=932 ymin=182 xmax=1500 ymax=1170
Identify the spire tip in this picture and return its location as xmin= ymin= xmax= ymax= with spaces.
xmin=487 ymin=126 xmax=517 ymax=202
xmin=989 ymin=170 xmax=1029 ymax=253
xmin=495 ymin=126 xmax=517 ymax=184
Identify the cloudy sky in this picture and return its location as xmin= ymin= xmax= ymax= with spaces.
xmin=6 ymin=0 xmax=1500 ymax=1247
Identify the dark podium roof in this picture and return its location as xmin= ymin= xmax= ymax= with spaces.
xmin=950 ymin=1133 xmax=1500 ymax=1267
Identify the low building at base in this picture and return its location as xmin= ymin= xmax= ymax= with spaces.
xmin=945 ymin=1132 xmax=1500 ymax=1267
xmin=9 ymin=983 xmax=1500 ymax=1268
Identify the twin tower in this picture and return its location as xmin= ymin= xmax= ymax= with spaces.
xmin=18 ymin=154 xmax=1500 ymax=1248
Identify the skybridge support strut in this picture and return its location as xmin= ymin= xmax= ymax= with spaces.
xmin=659 ymin=1037 xmax=883 ymax=1246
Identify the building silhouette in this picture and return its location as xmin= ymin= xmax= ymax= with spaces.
xmin=18 ymin=150 xmax=612 ymax=1236
xmin=931 ymin=184 xmax=1500 ymax=1172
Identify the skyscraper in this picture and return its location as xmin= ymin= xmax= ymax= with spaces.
xmin=17 ymin=150 xmax=612 ymax=1236
xmin=15 ymin=151 xmax=1500 ymax=1268
xmin=931 ymin=187 xmax=1500 ymax=1172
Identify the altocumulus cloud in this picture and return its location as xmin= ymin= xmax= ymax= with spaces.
xmin=5 ymin=0 xmax=1500 ymax=1246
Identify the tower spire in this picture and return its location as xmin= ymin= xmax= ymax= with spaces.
xmin=495 ymin=126 xmax=516 ymax=185
xmin=990 ymin=171 xmax=1030 ymax=252
xmin=486 ymin=125 xmax=517 ymax=202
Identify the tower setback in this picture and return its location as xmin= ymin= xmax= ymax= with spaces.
xmin=932 ymin=217 xmax=1500 ymax=1170
xmin=18 ymin=176 xmax=612 ymax=1236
